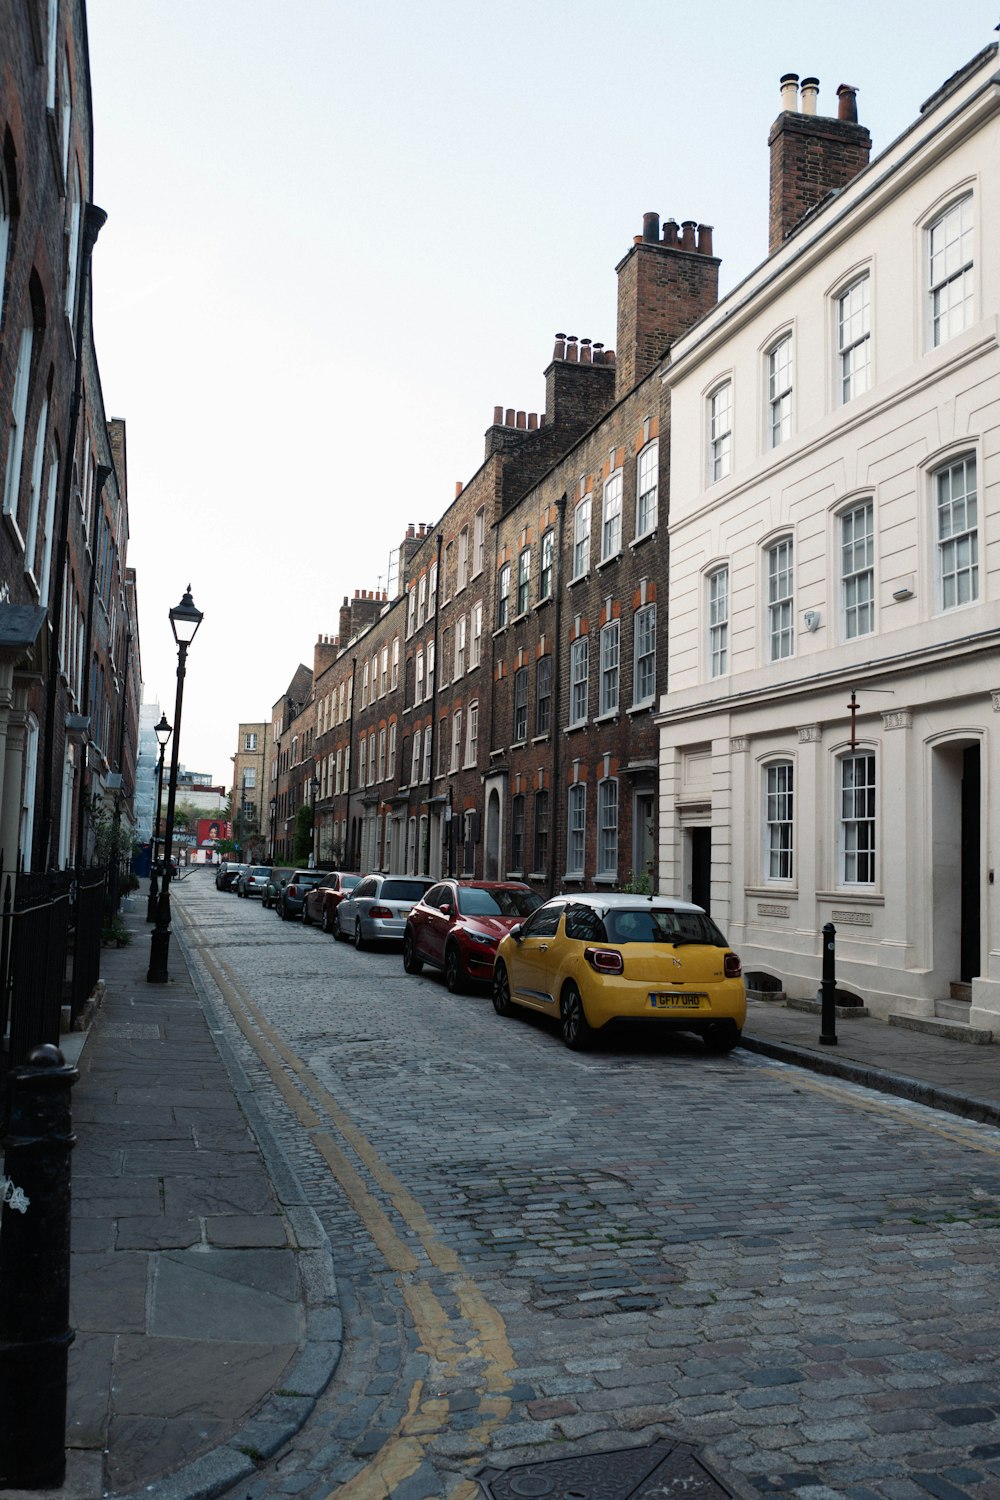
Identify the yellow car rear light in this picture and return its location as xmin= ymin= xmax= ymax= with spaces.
xmin=584 ymin=946 xmax=624 ymax=975
xmin=724 ymin=952 xmax=742 ymax=978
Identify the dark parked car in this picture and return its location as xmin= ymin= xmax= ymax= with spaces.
xmin=215 ymin=861 xmax=246 ymax=892
xmin=276 ymin=869 xmax=325 ymax=920
xmin=334 ymin=874 xmax=434 ymax=948
xmin=402 ymin=880 xmax=542 ymax=992
xmin=302 ymin=871 xmax=361 ymax=930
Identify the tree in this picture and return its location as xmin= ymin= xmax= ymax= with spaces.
xmin=293 ymin=804 xmax=314 ymax=864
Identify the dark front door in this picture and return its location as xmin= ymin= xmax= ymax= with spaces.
xmin=691 ymin=826 xmax=711 ymax=913
xmin=960 ymin=744 xmax=980 ymax=982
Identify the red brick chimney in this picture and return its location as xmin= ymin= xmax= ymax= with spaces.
xmin=614 ymin=214 xmax=720 ymax=395
xmin=768 ymin=76 xmax=871 ymax=253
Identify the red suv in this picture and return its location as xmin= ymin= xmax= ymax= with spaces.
xmin=402 ymin=880 xmax=542 ymax=992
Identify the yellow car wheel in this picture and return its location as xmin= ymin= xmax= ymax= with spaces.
xmin=493 ymin=961 xmax=512 ymax=1016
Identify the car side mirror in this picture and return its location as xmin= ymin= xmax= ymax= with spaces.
xmin=510 ymin=924 xmax=523 ymax=943
xmin=441 ymin=901 xmax=453 ymax=915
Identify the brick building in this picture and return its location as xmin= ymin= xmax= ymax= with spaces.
xmin=231 ymin=719 xmax=270 ymax=859
xmin=1 ymin=0 xmax=138 ymax=872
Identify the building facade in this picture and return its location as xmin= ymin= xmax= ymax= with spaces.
xmin=1 ymin=0 xmax=138 ymax=872
xmin=657 ymin=47 xmax=1000 ymax=1027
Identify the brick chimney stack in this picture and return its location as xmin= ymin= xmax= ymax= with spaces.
xmin=614 ymin=214 xmax=720 ymax=395
xmin=768 ymin=75 xmax=871 ymax=253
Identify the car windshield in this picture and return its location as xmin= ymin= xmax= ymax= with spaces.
xmin=342 ymin=875 xmax=361 ymax=890
xmin=602 ymin=908 xmax=729 ymax=947
xmin=457 ymin=887 xmax=543 ymax=918
xmin=382 ymin=880 xmax=429 ymax=901
xmin=250 ymin=867 xmax=269 ymax=877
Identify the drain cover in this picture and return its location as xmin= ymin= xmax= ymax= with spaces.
xmin=479 ymin=1436 xmax=736 ymax=1498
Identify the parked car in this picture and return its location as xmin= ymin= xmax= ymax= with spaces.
xmin=492 ymin=893 xmax=746 ymax=1053
xmin=215 ymin=861 xmax=246 ymax=892
xmin=334 ymin=874 xmax=434 ymax=948
xmin=276 ymin=869 xmax=326 ymax=920
xmin=262 ymin=869 xmax=291 ymax=910
xmin=302 ymin=870 xmax=361 ymax=930
xmin=402 ymin=880 xmax=542 ymax=992
xmin=236 ymin=865 xmax=271 ymax=899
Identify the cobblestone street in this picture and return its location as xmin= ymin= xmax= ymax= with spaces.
xmin=176 ymin=879 xmax=1000 ymax=1500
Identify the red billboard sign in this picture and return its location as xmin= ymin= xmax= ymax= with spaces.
xmin=197 ymin=818 xmax=231 ymax=847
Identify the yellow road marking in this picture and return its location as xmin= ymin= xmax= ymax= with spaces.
xmin=186 ymin=929 xmax=516 ymax=1499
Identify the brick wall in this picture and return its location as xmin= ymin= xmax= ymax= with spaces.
xmin=768 ymin=82 xmax=870 ymax=252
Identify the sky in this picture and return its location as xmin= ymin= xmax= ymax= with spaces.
xmin=85 ymin=0 xmax=997 ymax=789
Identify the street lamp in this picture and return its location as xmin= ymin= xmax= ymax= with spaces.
xmin=146 ymin=712 xmax=173 ymax=923
xmin=269 ymin=796 xmax=277 ymax=861
xmin=309 ymin=774 xmax=320 ymax=867
xmin=147 ymin=586 xmax=203 ymax=983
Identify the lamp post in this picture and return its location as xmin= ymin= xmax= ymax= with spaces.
xmin=269 ymin=797 xmax=277 ymax=862
xmin=147 ymin=587 xmax=203 ymax=983
xmin=146 ymin=713 xmax=172 ymax=923
xmin=309 ymin=775 xmax=320 ymax=867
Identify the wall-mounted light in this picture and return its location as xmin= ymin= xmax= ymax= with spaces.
xmin=892 ymin=585 xmax=914 ymax=601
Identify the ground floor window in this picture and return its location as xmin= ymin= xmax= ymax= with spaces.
xmin=840 ymin=751 xmax=876 ymax=885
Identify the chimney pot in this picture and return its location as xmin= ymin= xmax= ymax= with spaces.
xmin=837 ymin=83 xmax=859 ymax=122
xmin=663 ymin=218 xmax=679 ymax=246
xmin=800 ymin=76 xmax=819 ymax=115
xmin=553 ymin=334 xmax=566 ymax=360
xmin=779 ymin=72 xmax=799 ymax=111
xmin=680 ymin=220 xmax=697 ymax=251
xmin=697 ymin=224 xmax=714 ymax=257
xmin=527 ymin=412 xmax=538 ymax=430
xmin=565 ymin=336 xmax=579 ymax=363
xmin=505 ymin=408 xmax=515 ymax=426
xmin=455 ymin=480 xmax=463 ymax=496
xmin=493 ymin=405 xmax=503 ymax=424
xmin=516 ymin=410 xmax=526 ymax=429
xmin=580 ymin=338 xmax=592 ymax=364
xmin=642 ymin=211 xmax=660 ymax=243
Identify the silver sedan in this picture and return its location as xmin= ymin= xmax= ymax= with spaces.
xmin=335 ymin=874 xmax=436 ymax=950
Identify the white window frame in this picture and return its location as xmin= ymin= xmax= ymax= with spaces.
xmin=572 ymin=497 xmax=591 ymax=578
xmin=410 ymin=729 xmax=421 ymax=786
xmin=421 ymin=728 xmax=432 ymax=782
xmin=387 ymin=721 xmax=396 ymax=778
xmin=465 ymin=701 xmax=478 ymax=766
xmin=567 ymin=783 xmax=586 ymax=878
xmin=473 ymin=507 xmax=485 ymax=577
xmin=24 ymin=396 xmax=48 ymax=583
xmin=766 ymin=537 xmax=794 ymax=662
xmin=764 ymin=760 xmax=794 ymax=882
xmin=368 ymin=732 xmax=376 ymax=786
xmin=601 ymin=471 xmax=622 ymax=561
xmin=539 ymin=529 xmax=554 ymax=600
xmin=417 ymin=573 xmax=427 ymax=628
xmin=928 ymin=193 xmax=973 ymax=349
xmin=708 ymin=567 xmax=728 ymax=679
xmin=767 ymin=334 xmax=793 ymax=448
xmin=839 ymin=751 xmax=876 ymax=887
xmin=841 ymin=500 xmax=875 ymax=639
xmin=632 ymin=603 xmax=656 ymax=707
xmin=470 ymin=602 xmax=483 ymax=666
xmin=406 ymin=587 xmax=417 ymax=638
xmin=378 ymin=727 xmax=386 ymax=781
xmin=457 ymin=527 xmax=469 ymax=591
xmin=455 ymin=613 xmax=467 ymax=677
xmin=708 ymin=381 xmax=733 ymax=483
xmin=636 ymin=442 xmax=658 ymax=537
xmin=570 ymin=637 xmax=589 ymax=726
xmin=0 ymin=155 xmax=11 ymax=337
xmin=415 ymin=648 xmax=425 ymax=704
xmin=596 ymin=778 xmax=618 ymax=877
xmin=510 ymin=794 xmax=525 ymax=872
xmin=836 ymin=274 xmax=871 ymax=403
xmin=599 ymin=620 xmax=619 ymax=717
xmin=513 ymin=666 xmax=528 ymax=743
xmin=391 ymin=637 xmax=400 ymax=690
xmin=450 ymin=710 xmax=462 ymax=774
xmin=497 ymin=563 xmax=511 ymax=628
xmin=516 ymin=547 xmax=531 ymax=616
xmin=935 ymin=454 xmax=978 ymax=611
xmin=3 ymin=321 xmax=34 ymax=522
xmin=535 ymin=654 xmax=552 ymax=736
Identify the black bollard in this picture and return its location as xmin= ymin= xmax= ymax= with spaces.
xmin=0 ymin=1043 xmax=78 ymax=1488
xmin=819 ymin=921 xmax=838 ymax=1046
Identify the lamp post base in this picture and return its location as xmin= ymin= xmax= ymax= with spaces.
xmin=146 ymin=924 xmax=171 ymax=983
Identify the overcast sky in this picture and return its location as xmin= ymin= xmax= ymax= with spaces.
xmin=85 ymin=0 xmax=996 ymax=789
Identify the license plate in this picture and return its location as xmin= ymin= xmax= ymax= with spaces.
xmin=400 ymin=910 xmax=410 ymax=918
xmin=649 ymin=992 xmax=704 ymax=1009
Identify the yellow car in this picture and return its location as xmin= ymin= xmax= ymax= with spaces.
xmin=492 ymin=892 xmax=746 ymax=1053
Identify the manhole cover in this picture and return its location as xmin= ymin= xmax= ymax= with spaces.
xmin=479 ymin=1436 xmax=736 ymax=1498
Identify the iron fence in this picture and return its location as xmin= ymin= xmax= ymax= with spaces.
xmin=0 ymin=859 xmax=108 ymax=1110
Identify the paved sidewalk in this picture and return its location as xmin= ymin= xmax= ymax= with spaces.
xmin=10 ymin=883 xmax=998 ymax=1500
xmin=741 ymin=995 xmax=1000 ymax=1125
xmin=42 ymin=890 xmax=340 ymax=1500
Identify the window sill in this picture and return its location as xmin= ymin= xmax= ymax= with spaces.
xmin=627 ymin=700 xmax=654 ymax=717
xmin=592 ymin=874 xmax=618 ymax=885
xmin=593 ymin=711 xmax=620 ymax=726
xmin=569 ymin=571 xmax=589 ymax=587
xmin=492 ymin=624 xmax=508 ymax=638
xmin=563 ymin=872 xmax=584 ymax=883
xmin=510 ymin=739 xmax=527 ymax=752
xmin=817 ymin=888 xmax=884 ymax=905
xmin=507 ymin=869 xmax=525 ymax=880
xmin=530 ymin=733 xmax=550 ymax=745
xmin=630 ymin=528 xmax=657 ymax=549
xmin=534 ymin=595 xmax=553 ymax=612
xmin=597 ymin=551 xmax=622 ymax=571
xmin=511 ymin=610 xmax=530 ymax=625
xmin=745 ymin=885 xmax=798 ymax=900
xmin=564 ymin=722 xmax=588 ymax=735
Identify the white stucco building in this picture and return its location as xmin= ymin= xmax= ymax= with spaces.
xmin=657 ymin=44 xmax=1000 ymax=1029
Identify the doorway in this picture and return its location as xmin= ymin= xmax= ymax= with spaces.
xmin=932 ymin=739 xmax=981 ymax=986
xmin=633 ymin=789 xmax=656 ymax=891
xmin=960 ymin=744 xmax=980 ymax=983
xmin=690 ymin=826 xmax=711 ymax=913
